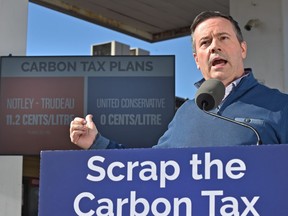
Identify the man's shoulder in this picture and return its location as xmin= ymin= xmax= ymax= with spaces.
xmin=257 ymin=83 xmax=288 ymax=99
xmin=252 ymin=83 xmax=288 ymax=110
xmin=177 ymin=99 xmax=196 ymax=110
xmin=174 ymin=99 xmax=203 ymax=118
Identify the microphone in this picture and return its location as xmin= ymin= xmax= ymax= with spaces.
xmin=195 ymin=79 xmax=262 ymax=145
xmin=195 ymin=79 xmax=225 ymax=111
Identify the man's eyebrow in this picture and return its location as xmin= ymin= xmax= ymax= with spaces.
xmin=199 ymin=32 xmax=230 ymax=40
xmin=216 ymin=32 xmax=231 ymax=37
xmin=199 ymin=36 xmax=210 ymax=42
xmin=197 ymin=32 xmax=232 ymax=45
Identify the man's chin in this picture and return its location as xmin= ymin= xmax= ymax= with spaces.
xmin=210 ymin=71 xmax=226 ymax=80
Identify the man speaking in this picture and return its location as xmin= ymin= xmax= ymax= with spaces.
xmin=70 ymin=11 xmax=288 ymax=149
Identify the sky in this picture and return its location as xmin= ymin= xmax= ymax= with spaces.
xmin=26 ymin=3 xmax=203 ymax=99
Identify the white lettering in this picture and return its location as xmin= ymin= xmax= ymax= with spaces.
xmin=86 ymin=156 xmax=179 ymax=188
xmin=190 ymin=153 xmax=246 ymax=180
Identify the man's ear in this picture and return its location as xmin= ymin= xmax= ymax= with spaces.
xmin=193 ymin=52 xmax=200 ymax=70
xmin=241 ymin=41 xmax=247 ymax=59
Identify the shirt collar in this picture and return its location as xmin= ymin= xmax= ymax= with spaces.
xmin=223 ymin=69 xmax=250 ymax=100
xmin=194 ymin=68 xmax=251 ymax=90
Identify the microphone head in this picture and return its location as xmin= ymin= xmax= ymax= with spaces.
xmin=195 ymin=79 xmax=225 ymax=111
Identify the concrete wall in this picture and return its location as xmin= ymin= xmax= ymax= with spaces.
xmin=281 ymin=0 xmax=288 ymax=92
xmin=0 ymin=156 xmax=23 ymax=216
xmin=0 ymin=1 xmax=28 ymax=215
xmin=0 ymin=0 xmax=28 ymax=56
xmin=230 ymin=0 xmax=288 ymax=93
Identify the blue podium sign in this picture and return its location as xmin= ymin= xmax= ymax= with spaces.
xmin=39 ymin=145 xmax=288 ymax=215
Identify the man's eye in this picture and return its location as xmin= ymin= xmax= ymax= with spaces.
xmin=200 ymin=41 xmax=208 ymax=46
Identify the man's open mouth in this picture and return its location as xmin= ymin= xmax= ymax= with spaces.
xmin=212 ymin=59 xmax=228 ymax=66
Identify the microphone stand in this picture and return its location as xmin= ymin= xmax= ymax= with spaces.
xmin=202 ymin=103 xmax=262 ymax=146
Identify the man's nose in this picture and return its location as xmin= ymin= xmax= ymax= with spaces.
xmin=209 ymin=39 xmax=221 ymax=53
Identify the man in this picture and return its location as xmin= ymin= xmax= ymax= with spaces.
xmin=70 ymin=11 xmax=288 ymax=149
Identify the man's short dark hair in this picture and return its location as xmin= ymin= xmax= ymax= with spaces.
xmin=190 ymin=11 xmax=244 ymax=51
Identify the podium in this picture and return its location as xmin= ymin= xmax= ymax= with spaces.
xmin=38 ymin=145 xmax=288 ymax=215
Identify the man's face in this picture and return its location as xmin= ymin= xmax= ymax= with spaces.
xmin=193 ymin=17 xmax=247 ymax=86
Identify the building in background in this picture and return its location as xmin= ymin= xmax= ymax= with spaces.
xmin=91 ymin=41 xmax=150 ymax=56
